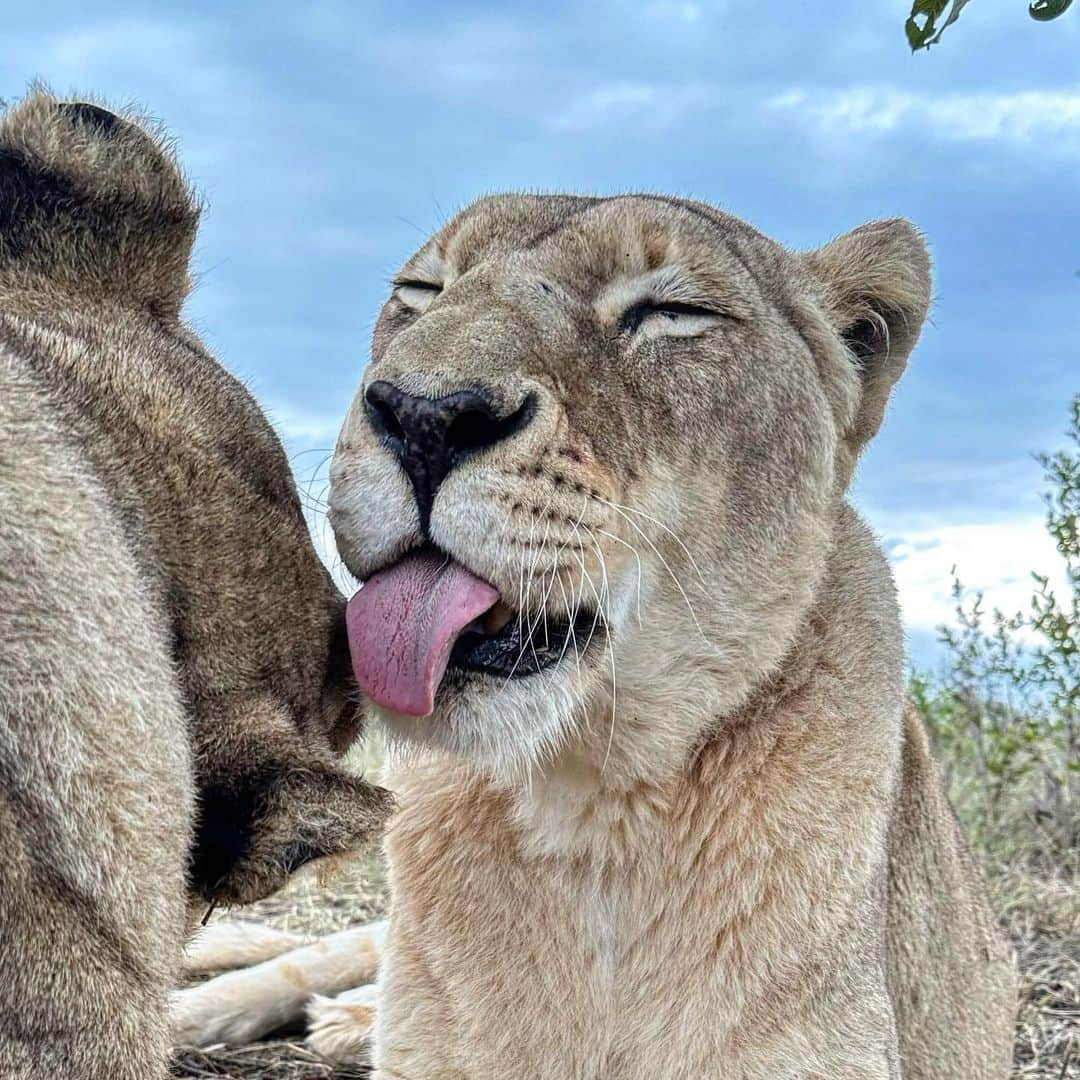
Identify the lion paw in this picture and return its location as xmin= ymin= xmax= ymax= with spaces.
xmin=306 ymin=983 xmax=378 ymax=1064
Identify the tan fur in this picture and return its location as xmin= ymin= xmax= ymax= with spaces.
xmin=0 ymin=90 xmax=391 ymax=1079
xmin=191 ymin=194 xmax=1016 ymax=1076
xmin=305 ymin=984 xmax=378 ymax=1064
xmin=183 ymin=923 xmax=312 ymax=977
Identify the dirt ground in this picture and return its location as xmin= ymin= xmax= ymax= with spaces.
xmin=171 ymin=853 xmax=1078 ymax=1079
xmin=999 ymin=868 xmax=1079 ymax=1078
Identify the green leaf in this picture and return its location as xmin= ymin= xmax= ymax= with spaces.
xmin=906 ymin=15 xmax=932 ymax=49
xmin=907 ymin=0 xmax=944 ymax=49
xmin=907 ymin=0 xmax=952 ymax=49
xmin=1029 ymin=0 xmax=1073 ymax=21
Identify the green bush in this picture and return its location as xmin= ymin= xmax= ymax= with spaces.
xmin=910 ymin=394 xmax=1079 ymax=873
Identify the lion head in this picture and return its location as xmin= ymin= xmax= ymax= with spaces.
xmin=330 ymin=194 xmax=930 ymax=780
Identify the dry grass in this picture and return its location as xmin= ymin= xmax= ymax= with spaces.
xmin=172 ymin=1041 xmax=369 ymax=1079
xmin=217 ymin=849 xmax=390 ymax=937
xmin=996 ymin=868 xmax=1079 ymax=1078
xmin=171 ymin=854 xmax=388 ymax=1079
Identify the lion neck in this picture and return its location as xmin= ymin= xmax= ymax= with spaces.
xmin=504 ymin=598 xmax=834 ymax=864
xmin=501 ymin=502 xmax=891 ymax=864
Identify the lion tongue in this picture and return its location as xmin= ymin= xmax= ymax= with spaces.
xmin=345 ymin=551 xmax=499 ymax=718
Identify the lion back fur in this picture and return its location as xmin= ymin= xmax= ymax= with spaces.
xmin=0 ymin=90 xmax=391 ymax=1079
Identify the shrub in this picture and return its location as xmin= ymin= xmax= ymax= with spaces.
xmin=910 ymin=394 xmax=1079 ymax=873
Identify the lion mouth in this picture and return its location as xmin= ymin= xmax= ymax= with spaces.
xmin=448 ymin=600 xmax=597 ymax=681
xmin=345 ymin=545 xmax=595 ymax=718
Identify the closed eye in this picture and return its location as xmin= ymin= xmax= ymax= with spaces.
xmin=394 ymin=280 xmax=442 ymax=313
xmin=620 ymin=300 xmax=723 ymax=337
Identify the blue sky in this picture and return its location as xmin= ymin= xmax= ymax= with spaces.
xmin=4 ymin=2 xmax=1077 ymax=667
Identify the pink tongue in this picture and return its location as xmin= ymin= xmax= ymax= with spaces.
xmin=345 ymin=551 xmax=499 ymax=718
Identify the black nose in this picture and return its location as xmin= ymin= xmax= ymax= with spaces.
xmin=365 ymin=381 xmax=536 ymax=529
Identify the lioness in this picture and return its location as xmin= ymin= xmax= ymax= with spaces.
xmin=179 ymin=194 xmax=1017 ymax=1077
xmin=0 ymin=91 xmax=391 ymax=1079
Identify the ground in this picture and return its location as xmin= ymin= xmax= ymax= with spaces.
xmin=998 ymin=867 xmax=1079 ymax=1078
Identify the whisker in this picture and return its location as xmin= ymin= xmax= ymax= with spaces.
xmin=600 ymin=615 xmax=617 ymax=774
xmin=571 ymin=521 xmax=608 ymax=666
xmin=550 ymin=569 xmax=579 ymax=687
xmin=576 ymin=528 xmax=617 ymax=771
xmin=581 ymin=525 xmax=612 ymax=622
xmin=593 ymin=526 xmax=644 ymax=628
xmin=595 ymin=498 xmax=715 ymax=650
xmin=570 ymin=562 xmax=591 ymax=698
xmin=501 ymin=511 xmax=545 ymax=687
xmin=501 ymin=491 xmax=567 ymax=685
xmin=593 ymin=495 xmax=707 ymax=587
xmin=547 ymin=499 xmax=590 ymax=677
xmin=535 ymin=522 xmax=579 ymax=643
xmin=522 ymin=518 xmax=553 ymax=674
xmin=561 ymin=505 xmax=592 ymax=696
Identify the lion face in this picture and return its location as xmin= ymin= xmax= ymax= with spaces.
xmin=330 ymin=195 xmax=930 ymax=779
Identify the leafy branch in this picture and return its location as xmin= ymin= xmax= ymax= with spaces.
xmin=907 ymin=0 xmax=1073 ymax=51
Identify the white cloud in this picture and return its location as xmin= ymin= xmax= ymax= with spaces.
xmin=41 ymin=21 xmax=199 ymax=76
xmin=21 ymin=16 xmax=279 ymax=181
xmin=36 ymin=18 xmax=249 ymax=117
xmin=642 ymin=2 xmax=705 ymax=22
xmin=548 ymin=81 xmax=717 ymax=133
xmin=883 ymin=516 xmax=1069 ymax=635
xmin=266 ymin=402 xmax=342 ymax=445
xmin=767 ymin=84 xmax=1080 ymax=147
xmin=371 ymin=18 xmax=532 ymax=90
xmin=547 ymin=78 xmax=1080 ymax=152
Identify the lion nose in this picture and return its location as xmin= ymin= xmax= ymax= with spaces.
xmin=364 ymin=381 xmax=536 ymax=529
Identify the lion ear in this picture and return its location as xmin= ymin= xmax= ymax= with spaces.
xmin=0 ymin=90 xmax=199 ymax=317
xmin=806 ymin=219 xmax=932 ymax=456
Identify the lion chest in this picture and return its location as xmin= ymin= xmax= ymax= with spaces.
xmin=383 ymin=792 xmax=811 ymax=1077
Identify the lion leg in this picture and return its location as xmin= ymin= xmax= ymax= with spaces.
xmin=172 ymin=920 xmax=387 ymax=1047
xmin=184 ymin=921 xmax=311 ymax=977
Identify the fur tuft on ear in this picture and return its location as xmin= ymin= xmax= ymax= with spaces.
xmin=806 ymin=219 xmax=932 ymax=466
xmin=0 ymin=87 xmax=200 ymax=318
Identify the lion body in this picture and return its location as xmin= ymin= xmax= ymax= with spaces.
xmin=338 ymin=195 xmax=1017 ymax=1078
xmin=0 ymin=341 xmax=194 ymax=1078
xmin=376 ymin=512 xmax=1015 ymax=1079
xmin=178 ymin=193 xmax=1016 ymax=1075
xmin=0 ymin=92 xmax=389 ymax=1078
